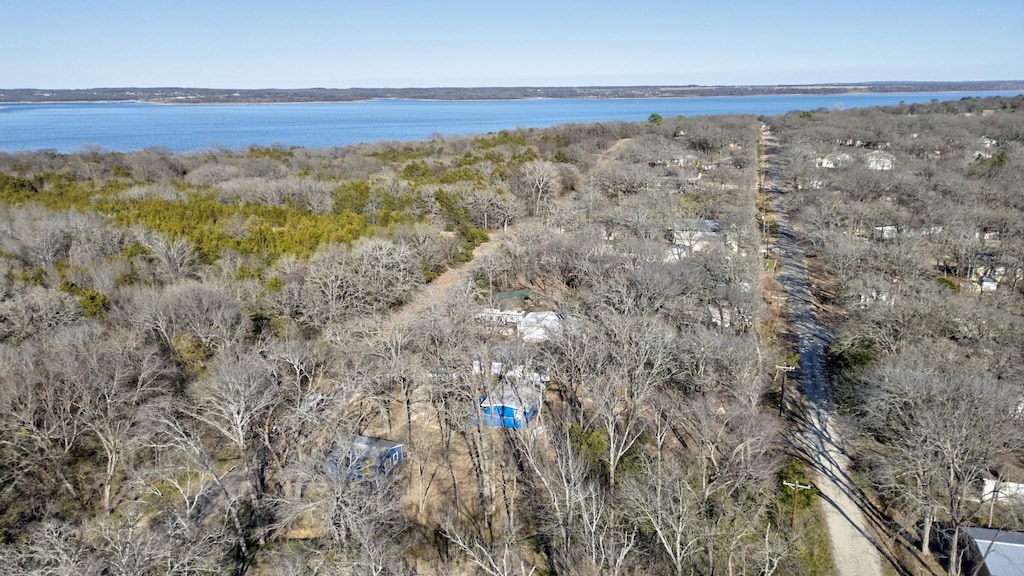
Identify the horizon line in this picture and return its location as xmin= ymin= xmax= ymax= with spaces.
xmin=3 ymin=80 xmax=1024 ymax=91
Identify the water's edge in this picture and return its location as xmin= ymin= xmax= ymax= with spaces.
xmin=0 ymin=91 xmax=1018 ymax=153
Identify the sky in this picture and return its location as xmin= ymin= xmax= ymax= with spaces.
xmin=1 ymin=0 xmax=1021 ymax=88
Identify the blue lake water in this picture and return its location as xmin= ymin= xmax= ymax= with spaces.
xmin=0 ymin=91 xmax=1019 ymax=153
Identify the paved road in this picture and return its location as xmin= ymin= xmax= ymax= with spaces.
xmin=763 ymin=128 xmax=883 ymax=576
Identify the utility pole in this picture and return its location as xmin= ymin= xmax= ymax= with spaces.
xmin=775 ymin=365 xmax=796 ymax=416
xmin=783 ymin=480 xmax=813 ymax=531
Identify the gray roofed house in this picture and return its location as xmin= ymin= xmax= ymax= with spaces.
xmin=966 ymin=527 xmax=1024 ymax=576
xmin=672 ymin=218 xmax=722 ymax=234
xmin=664 ymin=218 xmax=738 ymax=261
xmin=327 ymin=435 xmax=404 ymax=478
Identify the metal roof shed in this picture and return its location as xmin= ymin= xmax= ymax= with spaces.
xmin=967 ymin=527 xmax=1024 ymax=576
xmin=476 ymin=383 xmax=542 ymax=430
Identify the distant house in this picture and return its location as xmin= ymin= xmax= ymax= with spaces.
xmin=976 ymin=229 xmax=1001 ymax=242
xmin=476 ymin=383 xmax=542 ymax=430
xmin=871 ymin=226 xmax=899 ymax=241
xmin=664 ymin=218 xmax=736 ymax=260
xmin=867 ymin=151 xmax=895 ymax=171
xmin=475 ymin=308 xmax=526 ymax=326
xmin=327 ymin=436 xmax=404 ymax=479
xmin=815 ymin=152 xmax=853 ymax=169
xmin=518 ymin=311 xmax=564 ymax=343
xmin=668 ymin=219 xmax=721 ymax=238
xmin=981 ymin=479 xmax=1024 ymax=503
xmin=979 ymin=276 xmax=998 ymax=292
xmin=980 ymin=136 xmax=998 ymax=148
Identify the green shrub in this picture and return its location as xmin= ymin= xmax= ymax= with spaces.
xmin=937 ymin=275 xmax=961 ymax=292
xmin=77 ymin=289 xmax=109 ymax=318
xmin=333 ymin=180 xmax=373 ymax=214
xmin=475 ymin=129 xmax=528 ymax=149
xmin=778 ymin=458 xmax=817 ymax=510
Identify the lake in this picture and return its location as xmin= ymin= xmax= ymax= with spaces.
xmin=0 ymin=91 xmax=1019 ymax=153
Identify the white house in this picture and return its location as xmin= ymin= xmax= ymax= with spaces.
xmin=815 ymin=152 xmax=853 ymax=169
xmin=981 ymin=479 xmax=1024 ymax=503
xmin=867 ymin=151 xmax=895 ymax=171
xmin=475 ymin=308 xmax=526 ymax=326
xmin=979 ymin=276 xmax=998 ymax=292
xmin=871 ymin=226 xmax=899 ymax=241
xmin=472 ymin=352 xmax=550 ymax=388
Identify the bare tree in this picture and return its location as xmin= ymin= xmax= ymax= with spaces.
xmin=272 ymin=462 xmax=408 ymax=576
xmin=304 ymin=238 xmax=422 ymax=325
xmin=188 ymin=345 xmax=278 ymax=500
xmin=589 ymin=315 xmax=674 ymax=487
xmin=441 ymin=516 xmax=537 ymax=576
xmin=75 ymin=331 xmax=167 ymax=513
xmin=622 ymin=457 xmax=701 ymax=576
xmin=512 ymin=161 xmax=560 ymax=217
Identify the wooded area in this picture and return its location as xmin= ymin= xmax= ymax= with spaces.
xmin=0 ymin=94 xmax=1021 ymax=575
xmin=773 ymin=94 xmax=1024 ymax=575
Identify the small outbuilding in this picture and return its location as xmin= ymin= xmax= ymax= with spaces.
xmin=327 ymin=436 xmax=404 ymax=479
xmin=871 ymin=226 xmax=899 ymax=241
xmin=476 ymin=383 xmax=542 ymax=430
xmin=815 ymin=152 xmax=853 ymax=169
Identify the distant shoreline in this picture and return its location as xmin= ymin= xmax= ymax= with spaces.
xmin=3 ymin=81 xmax=1022 ymax=105
xmin=3 ymin=90 xmax=1022 ymax=107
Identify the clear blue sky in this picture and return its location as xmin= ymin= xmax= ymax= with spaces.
xmin=1 ymin=0 xmax=1021 ymax=88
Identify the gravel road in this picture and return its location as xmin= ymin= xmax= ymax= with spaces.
xmin=764 ymin=128 xmax=884 ymax=576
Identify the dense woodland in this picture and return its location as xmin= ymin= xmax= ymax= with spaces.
xmin=0 ymin=94 xmax=1021 ymax=575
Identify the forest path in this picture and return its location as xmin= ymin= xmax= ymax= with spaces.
xmin=594 ymin=137 xmax=631 ymax=171
xmin=398 ymin=135 xmax=632 ymax=322
xmin=763 ymin=126 xmax=885 ymax=576
xmin=417 ymin=231 xmax=504 ymax=311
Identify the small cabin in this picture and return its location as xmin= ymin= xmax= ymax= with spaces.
xmin=477 ymin=384 xmax=541 ymax=430
xmin=815 ymin=152 xmax=853 ymax=169
xmin=871 ymin=226 xmax=899 ymax=241
xmin=867 ymin=151 xmax=895 ymax=171
xmin=327 ymin=436 xmax=404 ymax=478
